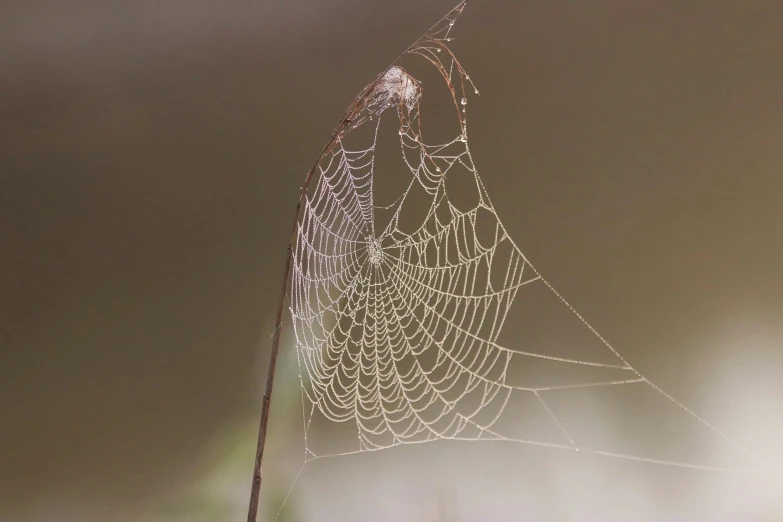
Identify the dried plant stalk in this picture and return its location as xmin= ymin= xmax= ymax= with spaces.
xmin=245 ymin=3 xmax=471 ymax=521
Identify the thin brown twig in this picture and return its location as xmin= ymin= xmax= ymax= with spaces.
xmin=245 ymin=2 xmax=469 ymax=521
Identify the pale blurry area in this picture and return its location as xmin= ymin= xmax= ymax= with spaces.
xmin=2 ymin=1 xmax=783 ymax=521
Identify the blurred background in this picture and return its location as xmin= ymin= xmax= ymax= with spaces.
xmin=2 ymin=0 xmax=783 ymax=520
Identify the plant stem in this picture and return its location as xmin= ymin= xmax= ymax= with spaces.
xmin=245 ymin=91 xmax=377 ymax=522
xmin=244 ymin=137 xmax=336 ymax=522
xmin=244 ymin=4 xmax=468 ymax=520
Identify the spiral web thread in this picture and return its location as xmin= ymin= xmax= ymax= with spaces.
xmin=280 ymin=4 xmax=763 ymax=510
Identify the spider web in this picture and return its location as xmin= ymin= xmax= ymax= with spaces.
xmin=284 ymin=1 xmax=761 ymax=491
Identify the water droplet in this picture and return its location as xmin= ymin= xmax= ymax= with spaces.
xmin=465 ymin=75 xmax=470 ymax=80
xmin=474 ymin=89 xmax=479 ymax=94
xmin=399 ymin=128 xmax=404 ymax=135
xmin=460 ymin=134 xmax=468 ymax=142
xmin=461 ymin=97 xmax=467 ymax=105
xmin=436 ymin=48 xmax=441 ymax=53
xmin=449 ymin=21 xmax=455 ymax=26
xmin=436 ymin=167 xmax=442 ymax=172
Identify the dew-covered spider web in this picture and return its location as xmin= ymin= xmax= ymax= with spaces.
xmin=278 ymin=2 xmax=767 ymax=510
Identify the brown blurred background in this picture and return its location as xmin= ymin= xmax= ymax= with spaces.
xmin=2 ymin=1 xmax=783 ymax=520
